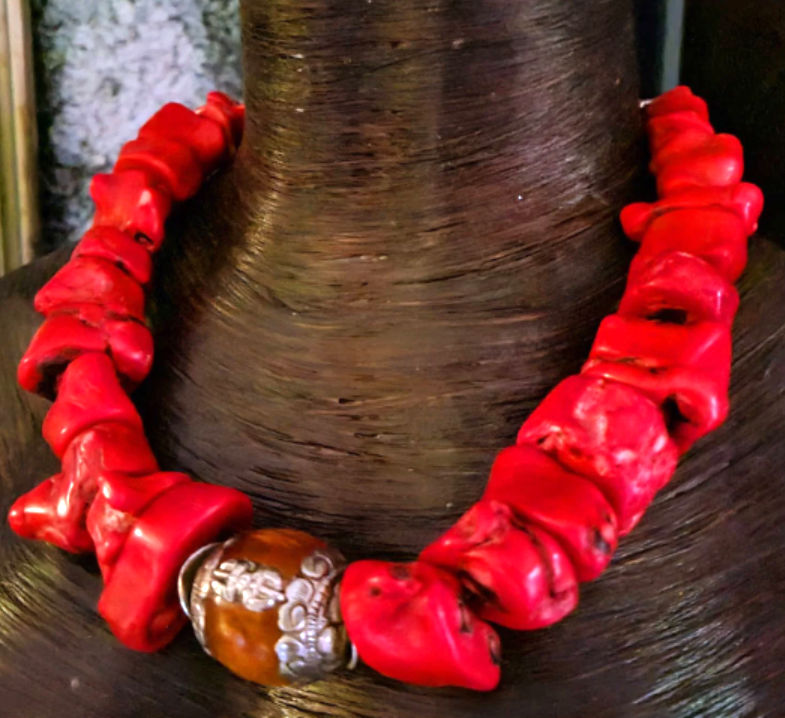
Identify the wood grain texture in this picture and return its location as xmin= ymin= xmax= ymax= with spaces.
xmin=1 ymin=1 xmax=784 ymax=716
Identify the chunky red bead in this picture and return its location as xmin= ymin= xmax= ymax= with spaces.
xmin=73 ymin=226 xmax=153 ymax=285
xmin=422 ymin=501 xmax=578 ymax=631
xmin=17 ymin=308 xmax=153 ymax=397
xmin=587 ymin=315 xmax=732 ymax=390
xmin=646 ymin=113 xmax=714 ymax=156
xmin=341 ymin=560 xmax=501 ymax=690
xmin=518 ymin=375 xmax=678 ymax=535
xmin=654 ymin=134 xmax=744 ymax=196
xmin=199 ymin=91 xmax=245 ymax=148
xmin=649 ymin=125 xmax=715 ymax=167
xmin=100 ymin=314 xmax=154 ymax=384
xmin=98 ymin=481 xmax=253 ymax=652
xmin=633 ymin=208 xmax=749 ymax=284
xmin=87 ymin=471 xmax=191 ymax=581
xmin=7 ymin=474 xmax=93 ymax=553
xmin=115 ymin=137 xmax=204 ymax=202
xmin=484 ymin=444 xmax=618 ymax=581
xmin=61 ymin=422 xmax=158 ymax=488
xmin=138 ymin=102 xmax=228 ymax=173
xmin=646 ymin=112 xmax=714 ymax=157
xmin=584 ymin=315 xmax=731 ymax=450
xmin=19 ymin=314 xmax=104 ymax=398
xmin=620 ymin=251 xmax=739 ymax=327
xmin=35 ymin=256 xmax=146 ymax=321
xmin=7 ymin=423 xmax=158 ymax=553
xmin=647 ymin=85 xmax=710 ymax=122
xmin=91 ymin=170 xmax=172 ymax=249
xmin=42 ymin=353 xmax=143 ymax=458
xmin=582 ymin=361 xmax=728 ymax=453
xmin=620 ymin=183 xmax=764 ymax=241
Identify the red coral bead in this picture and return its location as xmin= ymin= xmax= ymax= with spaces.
xmin=138 ymin=102 xmax=229 ymax=173
xmin=582 ymin=361 xmax=728 ymax=453
xmin=649 ymin=127 xmax=719 ymax=171
xmin=72 ymin=226 xmax=153 ymax=285
xmin=7 ymin=422 xmax=158 ymax=553
xmin=646 ymin=112 xmax=714 ymax=156
xmin=583 ymin=315 xmax=731 ymax=451
xmin=620 ymin=183 xmax=763 ymax=241
xmin=18 ymin=314 xmax=105 ymax=398
xmin=620 ymin=251 xmax=739 ymax=327
xmin=42 ymin=353 xmax=143 ymax=459
xmin=115 ymin=137 xmax=204 ymax=202
xmin=87 ymin=471 xmax=191 ymax=581
xmin=484 ymin=445 xmax=618 ymax=581
xmin=59 ymin=423 xmax=157 ymax=545
xmin=61 ymin=422 xmax=158 ymax=489
xmin=35 ymin=256 xmax=146 ymax=321
xmin=62 ymin=421 xmax=158 ymax=478
xmin=341 ymin=560 xmax=501 ymax=690
xmin=18 ymin=309 xmax=153 ymax=398
xmin=633 ymin=208 xmax=749 ymax=284
xmin=91 ymin=170 xmax=172 ymax=250
xmin=587 ymin=315 xmax=732 ymax=390
xmin=199 ymin=91 xmax=245 ymax=148
xmin=518 ymin=375 xmax=678 ymax=535
xmin=646 ymin=85 xmax=710 ymax=122
xmin=98 ymin=481 xmax=253 ymax=652
xmin=7 ymin=474 xmax=94 ymax=553
xmin=654 ymin=134 xmax=744 ymax=196
xmin=421 ymin=501 xmax=578 ymax=630
xmin=101 ymin=315 xmax=154 ymax=385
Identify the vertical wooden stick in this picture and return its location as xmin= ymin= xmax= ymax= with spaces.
xmin=0 ymin=0 xmax=39 ymax=275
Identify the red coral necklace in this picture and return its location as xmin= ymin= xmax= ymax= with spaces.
xmin=8 ymin=87 xmax=763 ymax=691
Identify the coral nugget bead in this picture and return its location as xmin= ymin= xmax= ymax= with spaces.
xmin=341 ymin=560 xmax=502 ymax=690
xmin=180 ymin=529 xmax=352 ymax=686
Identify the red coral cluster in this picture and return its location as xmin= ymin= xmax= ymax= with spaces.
xmin=9 ymin=93 xmax=252 ymax=652
xmin=340 ymin=87 xmax=764 ymax=690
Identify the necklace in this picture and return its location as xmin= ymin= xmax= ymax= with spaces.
xmin=7 ymin=86 xmax=763 ymax=691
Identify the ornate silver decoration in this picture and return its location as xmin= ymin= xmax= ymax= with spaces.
xmin=185 ymin=542 xmax=226 ymax=655
xmin=210 ymin=558 xmax=286 ymax=612
xmin=274 ymin=547 xmax=349 ymax=682
xmin=178 ymin=542 xmax=218 ymax=620
xmin=178 ymin=537 xmax=355 ymax=684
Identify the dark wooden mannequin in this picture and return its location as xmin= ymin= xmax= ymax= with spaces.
xmin=1 ymin=1 xmax=784 ymax=716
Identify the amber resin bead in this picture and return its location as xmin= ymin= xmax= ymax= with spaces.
xmin=179 ymin=529 xmax=354 ymax=686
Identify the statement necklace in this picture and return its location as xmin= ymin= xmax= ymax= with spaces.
xmin=8 ymin=87 xmax=763 ymax=691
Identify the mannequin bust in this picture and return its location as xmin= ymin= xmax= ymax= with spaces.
xmin=1 ymin=1 xmax=784 ymax=716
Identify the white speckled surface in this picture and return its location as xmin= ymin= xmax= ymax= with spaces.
xmin=34 ymin=0 xmax=242 ymax=249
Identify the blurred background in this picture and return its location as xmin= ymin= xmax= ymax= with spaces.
xmin=4 ymin=0 xmax=776 ymax=272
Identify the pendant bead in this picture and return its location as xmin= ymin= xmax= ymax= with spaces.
xmin=180 ymin=529 xmax=352 ymax=687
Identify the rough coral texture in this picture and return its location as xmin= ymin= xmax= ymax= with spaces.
xmin=32 ymin=0 xmax=242 ymax=251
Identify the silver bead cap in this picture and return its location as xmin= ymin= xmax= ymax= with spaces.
xmin=274 ymin=547 xmax=350 ymax=682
